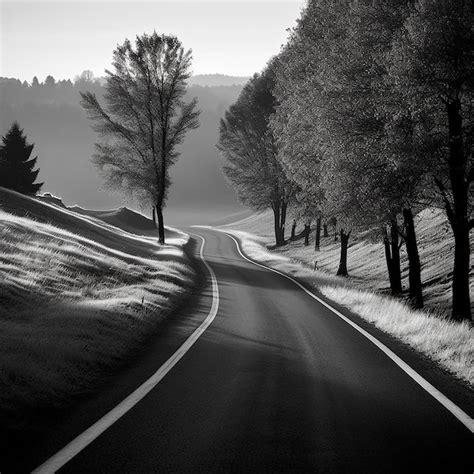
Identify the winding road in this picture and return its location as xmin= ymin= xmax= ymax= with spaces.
xmin=13 ymin=228 xmax=474 ymax=472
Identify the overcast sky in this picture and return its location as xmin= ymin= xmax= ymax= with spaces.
xmin=1 ymin=1 xmax=305 ymax=82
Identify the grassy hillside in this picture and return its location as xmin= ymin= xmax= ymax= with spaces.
xmin=0 ymin=188 xmax=194 ymax=431
xmin=224 ymin=208 xmax=473 ymax=316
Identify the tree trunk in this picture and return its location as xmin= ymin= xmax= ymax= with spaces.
xmin=280 ymin=201 xmax=287 ymax=243
xmin=383 ymin=228 xmax=394 ymax=290
xmin=323 ymin=223 xmax=328 ymax=238
xmin=157 ymin=110 xmax=168 ymax=246
xmin=314 ymin=217 xmax=321 ymax=251
xmin=272 ymin=202 xmax=285 ymax=247
xmin=336 ymin=229 xmax=351 ymax=276
xmin=272 ymin=204 xmax=281 ymax=246
xmin=452 ymin=220 xmax=471 ymax=320
xmin=156 ymin=204 xmax=165 ymax=244
xmin=290 ymin=220 xmax=297 ymax=240
xmin=403 ymin=208 xmax=423 ymax=309
xmin=152 ymin=207 xmax=156 ymax=226
xmin=304 ymin=223 xmax=311 ymax=246
xmin=390 ymin=219 xmax=402 ymax=295
xmin=446 ymin=98 xmax=471 ymax=321
xmin=383 ymin=221 xmax=402 ymax=295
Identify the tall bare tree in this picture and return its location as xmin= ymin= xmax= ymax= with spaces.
xmin=80 ymin=32 xmax=200 ymax=243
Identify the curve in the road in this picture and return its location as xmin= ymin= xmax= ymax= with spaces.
xmin=29 ymin=228 xmax=473 ymax=473
xmin=32 ymin=234 xmax=219 ymax=473
xmin=218 ymin=230 xmax=474 ymax=434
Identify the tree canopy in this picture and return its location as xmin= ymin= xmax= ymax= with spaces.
xmin=218 ymin=64 xmax=296 ymax=246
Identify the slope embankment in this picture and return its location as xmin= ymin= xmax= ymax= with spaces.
xmin=0 ymin=188 xmax=195 ymax=432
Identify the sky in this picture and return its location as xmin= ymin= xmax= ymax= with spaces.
xmin=0 ymin=0 xmax=306 ymax=82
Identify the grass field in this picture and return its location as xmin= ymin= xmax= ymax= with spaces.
xmin=0 ymin=188 xmax=194 ymax=431
xmin=220 ymin=210 xmax=473 ymax=385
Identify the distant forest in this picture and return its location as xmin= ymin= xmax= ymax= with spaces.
xmin=0 ymin=72 xmax=245 ymax=215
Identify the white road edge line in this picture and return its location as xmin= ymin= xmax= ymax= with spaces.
xmin=32 ymin=233 xmax=219 ymax=473
xmin=216 ymin=228 xmax=474 ymax=434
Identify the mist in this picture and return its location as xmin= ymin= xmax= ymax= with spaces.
xmin=0 ymin=75 xmax=247 ymax=224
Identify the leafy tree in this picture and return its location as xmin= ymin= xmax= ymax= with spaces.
xmin=32 ymin=76 xmax=40 ymax=87
xmin=80 ymin=32 xmax=200 ymax=243
xmin=271 ymin=0 xmax=429 ymax=296
xmin=270 ymin=51 xmax=326 ymax=250
xmin=270 ymin=0 xmax=357 ymax=274
xmin=218 ymin=63 xmax=296 ymax=246
xmin=77 ymin=70 xmax=95 ymax=83
xmin=0 ymin=122 xmax=43 ymax=195
xmin=45 ymin=75 xmax=56 ymax=87
xmin=388 ymin=0 xmax=474 ymax=320
xmin=319 ymin=0 xmax=426 ymax=301
xmin=270 ymin=6 xmax=338 ymax=252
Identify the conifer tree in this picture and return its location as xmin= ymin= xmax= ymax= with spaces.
xmin=0 ymin=122 xmax=43 ymax=195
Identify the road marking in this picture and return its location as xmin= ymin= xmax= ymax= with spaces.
xmin=220 ymin=230 xmax=474 ymax=434
xmin=32 ymin=234 xmax=219 ymax=473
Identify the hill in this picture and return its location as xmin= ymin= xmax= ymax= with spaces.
xmin=189 ymin=74 xmax=249 ymax=87
xmin=0 ymin=187 xmax=194 ymax=433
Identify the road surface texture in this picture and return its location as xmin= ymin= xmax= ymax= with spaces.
xmin=4 ymin=229 xmax=474 ymax=473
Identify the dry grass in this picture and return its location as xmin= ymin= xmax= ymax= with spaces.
xmin=219 ymin=215 xmax=473 ymax=386
xmin=225 ymin=229 xmax=345 ymax=288
xmin=321 ymin=286 xmax=473 ymax=385
xmin=0 ymin=194 xmax=194 ymax=431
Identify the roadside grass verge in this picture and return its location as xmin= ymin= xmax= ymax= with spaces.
xmin=0 ymin=206 xmax=194 ymax=432
xmin=219 ymin=228 xmax=473 ymax=386
xmin=224 ymin=208 xmax=473 ymax=315
xmin=320 ymin=286 xmax=473 ymax=385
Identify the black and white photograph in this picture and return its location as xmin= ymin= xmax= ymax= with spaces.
xmin=0 ymin=0 xmax=472 ymax=472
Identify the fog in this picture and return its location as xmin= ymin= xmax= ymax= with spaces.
xmin=0 ymin=76 xmax=248 ymax=225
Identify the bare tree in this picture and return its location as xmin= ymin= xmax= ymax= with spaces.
xmin=80 ymin=32 xmax=200 ymax=243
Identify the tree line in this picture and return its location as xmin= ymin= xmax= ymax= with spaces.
xmin=218 ymin=0 xmax=473 ymax=321
xmin=0 ymin=71 xmax=104 ymax=107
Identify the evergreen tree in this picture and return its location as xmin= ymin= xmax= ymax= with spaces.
xmin=0 ymin=122 xmax=43 ymax=195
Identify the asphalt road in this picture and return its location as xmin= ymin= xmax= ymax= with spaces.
xmin=22 ymin=229 xmax=474 ymax=472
